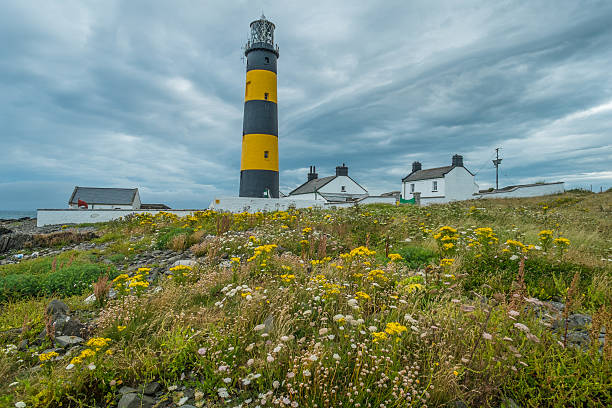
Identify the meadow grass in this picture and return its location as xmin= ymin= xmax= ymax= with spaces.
xmin=1 ymin=191 xmax=610 ymax=407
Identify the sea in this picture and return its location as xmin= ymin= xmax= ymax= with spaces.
xmin=0 ymin=210 xmax=37 ymax=220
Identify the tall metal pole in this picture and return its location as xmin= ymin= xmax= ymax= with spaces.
xmin=495 ymin=148 xmax=499 ymax=190
xmin=492 ymin=147 xmax=502 ymax=191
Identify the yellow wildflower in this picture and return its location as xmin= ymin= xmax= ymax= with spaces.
xmin=39 ymin=351 xmax=59 ymax=362
xmin=388 ymin=253 xmax=403 ymax=261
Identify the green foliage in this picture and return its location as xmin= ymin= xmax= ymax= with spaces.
xmin=461 ymin=253 xmax=603 ymax=302
xmin=155 ymin=226 xmax=194 ymax=250
xmin=0 ymin=251 xmax=94 ymax=277
xmin=0 ymin=263 xmax=118 ymax=302
xmin=503 ymin=340 xmax=610 ymax=406
xmin=396 ymin=245 xmax=438 ymax=268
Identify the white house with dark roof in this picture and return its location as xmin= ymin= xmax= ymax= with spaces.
xmin=402 ymin=155 xmax=479 ymax=205
xmin=69 ymin=187 xmax=141 ymax=209
xmin=289 ymin=164 xmax=369 ymax=202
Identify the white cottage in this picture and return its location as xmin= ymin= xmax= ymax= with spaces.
xmin=289 ymin=164 xmax=368 ymax=202
xmin=69 ymin=187 xmax=141 ymax=209
xmin=401 ymin=155 xmax=479 ymax=205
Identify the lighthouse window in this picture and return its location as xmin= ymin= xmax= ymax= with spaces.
xmin=264 ymin=150 xmax=269 ymax=159
xmin=264 ymin=92 xmax=269 ymax=100
xmin=341 ymin=186 xmax=346 ymax=192
xmin=265 ymin=57 xmax=270 ymax=63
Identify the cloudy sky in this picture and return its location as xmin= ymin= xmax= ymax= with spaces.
xmin=1 ymin=0 xmax=611 ymax=210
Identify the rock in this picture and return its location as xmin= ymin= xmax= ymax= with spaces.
xmin=0 ymin=227 xmax=12 ymax=236
xmin=567 ymin=331 xmax=590 ymax=346
xmin=18 ymin=339 xmax=28 ymax=351
xmin=143 ymin=382 xmax=161 ymax=395
xmin=172 ymin=259 xmax=197 ymax=267
xmin=83 ymin=288 xmax=117 ymax=305
xmin=500 ymin=398 xmax=520 ymax=408
xmin=452 ymin=402 xmax=468 ymax=408
xmin=47 ymin=300 xmax=70 ymax=317
xmin=55 ymin=335 xmax=84 ymax=347
xmin=117 ymin=393 xmax=155 ymax=408
xmin=178 ymin=396 xmax=189 ymax=406
xmin=119 ymin=386 xmax=138 ymax=394
xmin=53 ymin=315 xmax=86 ymax=337
xmin=263 ymin=314 xmax=274 ymax=334
xmin=84 ymin=294 xmax=97 ymax=305
xmin=552 ymin=313 xmax=592 ymax=331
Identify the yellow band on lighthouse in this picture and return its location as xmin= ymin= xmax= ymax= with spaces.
xmin=240 ymin=133 xmax=279 ymax=171
xmin=245 ymin=70 xmax=277 ymax=103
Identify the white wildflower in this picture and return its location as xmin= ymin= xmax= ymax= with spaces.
xmin=254 ymin=324 xmax=266 ymax=331
xmin=513 ymin=323 xmax=530 ymax=333
xmin=218 ymin=388 xmax=230 ymax=398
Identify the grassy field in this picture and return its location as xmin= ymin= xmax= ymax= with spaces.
xmin=1 ymin=190 xmax=610 ymax=407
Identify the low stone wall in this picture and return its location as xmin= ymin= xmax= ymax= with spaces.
xmin=36 ymin=209 xmax=200 ymax=227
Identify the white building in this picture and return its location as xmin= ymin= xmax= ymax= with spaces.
xmin=401 ymin=155 xmax=479 ymax=205
xmin=289 ymin=164 xmax=368 ymax=202
xmin=69 ymin=187 xmax=141 ymax=209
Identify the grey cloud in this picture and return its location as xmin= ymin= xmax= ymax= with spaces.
xmin=1 ymin=0 xmax=611 ymax=209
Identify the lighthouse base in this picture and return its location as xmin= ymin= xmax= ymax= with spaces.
xmin=239 ymin=170 xmax=279 ymax=198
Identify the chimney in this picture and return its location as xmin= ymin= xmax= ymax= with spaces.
xmin=452 ymin=154 xmax=463 ymax=167
xmin=335 ymin=163 xmax=348 ymax=176
xmin=307 ymin=165 xmax=318 ymax=181
xmin=412 ymin=161 xmax=422 ymax=173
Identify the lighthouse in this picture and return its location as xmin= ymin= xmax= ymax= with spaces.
xmin=239 ymin=15 xmax=280 ymax=198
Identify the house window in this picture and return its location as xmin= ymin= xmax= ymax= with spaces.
xmin=432 ymin=181 xmax=438 ymax=192
xmin=410 ymin=184 xmax=415 ymax=193
xmin=341 ymin=186 xmax=346 ymax=192
xmin=264 ymin=151 xmax=269 ymax=159
xmin=264 ymin=92 xmax=269 ymax=100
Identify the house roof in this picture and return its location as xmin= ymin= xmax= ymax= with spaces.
xmin=402 ymin=165 xmax=475 ymax=182
xmin=69 ymin=187 xmax=138 ymax=205
xmin=402 ymin=166 xmax=453 ymax=182
xmin=140 ymin=203 xmax=171 ymax=209
xmin=289 ymin=176 xmax=336 ymax=195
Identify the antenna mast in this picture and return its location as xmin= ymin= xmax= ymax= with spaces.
xmin=492 ymin=147 xmax=502 ymax=190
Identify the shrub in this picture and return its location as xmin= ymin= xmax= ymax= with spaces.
xmin=155 ymin=227 xmax=194 ymax=250
xmin=395 ymin=245 xmax=437 ymax=269
xmin=0 ymin=264 xmax=118 ymax=302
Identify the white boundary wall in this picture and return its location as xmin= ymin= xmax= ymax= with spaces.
xmin=209 ymin=197 xmax=322 ymax=213
xmin=37 ymin=209 xmax=199 ymax=227
xmin=476 ymin=182 xmax=564 ymax=200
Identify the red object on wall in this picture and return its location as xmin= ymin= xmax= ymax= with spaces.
xmin=77 ymin=199 xmax=88 ymax=209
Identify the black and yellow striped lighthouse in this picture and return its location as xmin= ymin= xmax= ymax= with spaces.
xmin=239 ymin=15 xmax=280 ymax=198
